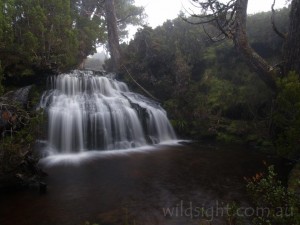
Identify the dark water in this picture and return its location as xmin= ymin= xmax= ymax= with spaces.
xmin=0 ymin=143 xmax=288 ymax=225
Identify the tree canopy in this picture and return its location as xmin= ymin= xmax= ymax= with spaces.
xmin=0 ymin=0 xmax=144 ymax=87
xmin=182 ymin=0 xmax=299 ymax=92
xmin=121 ymin=6 xmax=298 ymax=157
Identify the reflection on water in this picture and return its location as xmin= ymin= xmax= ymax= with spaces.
xmin=0 ymin=143 xmax=288 ymax=225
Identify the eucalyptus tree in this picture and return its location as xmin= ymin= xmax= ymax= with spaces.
xmin=104 ymin=0 xmax=145 ymax=71
xmin=184 ymin=0 xmax=299 ymax=92
xmin=79 ymin=0 xmax=145 ymax=71
xmin=284 ymin=0 xmax=300 ymax=74
xmin=0 ymin=0 xmax=104 ymax=80
xmin=0 ymin=0 xmax=144 ymax=84
xmin=0 ymin=0 xmax=14 ymax=92
xmin=104 ymin=0 xmax=122 ymax=71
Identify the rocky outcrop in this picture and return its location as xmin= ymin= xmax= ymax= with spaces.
xmin=0 ymin=103 xmax=27 ymax=138
xmin=0 ymin=86 xmax=47 ymax=192
xmin=0 ymin=85 xmax=33 ymax=137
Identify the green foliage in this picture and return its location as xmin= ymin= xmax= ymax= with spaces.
xmin=0 ymin=61 xmax=4 ymax=95
xmin=225 ymin=201 xmax=240 ymax=225
xmin=0 ymin=108 xmax=45 ymax=174
xmin=170 ymin=119 xmax=189 ymax=134
xmin=0 ymin=0 xmax=107 ymax=80
xmin=1 ymin=108 xmax=45 ymax=146
xmin=246 ymin=165 xmax=300 ymax=225
xmin=121 ymin=7 xmax=292 ymax=146
xmin=115 ymin=0 xmax=145 ymax=39
xmin=247 ymin=7 xmax=289 ymax=60
xmin=0 ymin=0 xmax=145 ymax=82
xmin=273 ymin=71 xmax=300 ymax=159
xmin=0 ymin=83 xmax=46 ymax=175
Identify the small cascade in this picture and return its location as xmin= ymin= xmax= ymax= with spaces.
xmin=39 ymin=70 xmax=176 ymax=153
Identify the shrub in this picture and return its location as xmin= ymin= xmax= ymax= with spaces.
xmin=245 ymin=165 xmax=300 ymax=225
xmin=273 ymin=71 xmax=300 ymax=159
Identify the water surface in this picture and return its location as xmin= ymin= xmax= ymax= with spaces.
xmin=0 ymin=143 xmax=286 ymax=225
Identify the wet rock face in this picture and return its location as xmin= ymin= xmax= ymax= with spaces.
xmin=0 ymin=86 xmax=32 ymax=137
xmin=0 ymin=103 xmax=25 ymax=138
xmin=0 ymin=85 xmax=47 ymax=192
xmin=11 ymin=85 xmax=33 ymax=107
xmin=0 ymin=104 xmax=19 ymax=137
xmin=1 ymin=85 xmax=32 ymax=106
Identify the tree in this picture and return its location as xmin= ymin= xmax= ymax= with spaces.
xmin=0 ymin=0 xmax=109 ymax=87
xmin=104 ymin=0 xmax=122 ymax=71
xmin=184 ymin=0 xmax=298 ymax=92
xmin=284 ymin=0 xmax=300 ymax=74
xmin=0 ymin=0 xmax=144 ymax=81
xmin=114 ymin=0 xmax=145 ymax=38
xmin=79 ymin=0 xmax=144 ymax=71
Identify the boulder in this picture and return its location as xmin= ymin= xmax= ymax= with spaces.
xmin=0 ymin=85 xmax=32 ymax=137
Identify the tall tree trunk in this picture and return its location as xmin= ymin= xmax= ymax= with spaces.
xmin=104 ymin=0 xmax=121 ymax=72
xmin=233 ymin=0 xmax=277 ymax=92
xmin=284 ymin=0 xmax=300 ymax=75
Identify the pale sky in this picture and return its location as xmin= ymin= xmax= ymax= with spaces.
xmin=134 ymin=0 xmax=288 ymax=28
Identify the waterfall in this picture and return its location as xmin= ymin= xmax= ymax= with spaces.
xmin=39 ymin=70 xmax=176 ymax=154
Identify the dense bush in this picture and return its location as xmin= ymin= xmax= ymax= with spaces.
xmin=246 ymin=165 xmax=300 ymax=225
xmin=121 ymin=8 xmax=290 ymax=147
xmin=273 ymin=72 xmax=300 ymax=159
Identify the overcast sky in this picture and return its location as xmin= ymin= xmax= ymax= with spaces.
xmin=134 ymin=0 xmax=288 ymax=28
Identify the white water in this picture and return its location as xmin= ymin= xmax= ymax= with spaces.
xmin=39 ymin=70 xmax=176 ymax=154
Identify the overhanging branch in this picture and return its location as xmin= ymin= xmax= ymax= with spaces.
xmin=271 ymin=0 xmax=287 ymax=39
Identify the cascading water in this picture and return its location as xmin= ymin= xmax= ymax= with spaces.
xmin=39 ymin=70 xmax=176 ymax=154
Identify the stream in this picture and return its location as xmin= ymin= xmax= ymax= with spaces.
xmin=0 ymin=142 xmax=288 ymax=225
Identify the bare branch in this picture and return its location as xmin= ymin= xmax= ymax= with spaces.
xmin=184 ymin=0 xmax=237 ymax=40
xmin=180 ymin=15 xmax=216 ymax=25
xmin=202 ymin=24 xmax=226 ymax=42
xmin=117 ymin=13 xmax=137 ymax=24
xmin=271 ymin=0 xmax=287 ymax=39
xmin=183 ymin=0 xmax=278 ymax=92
